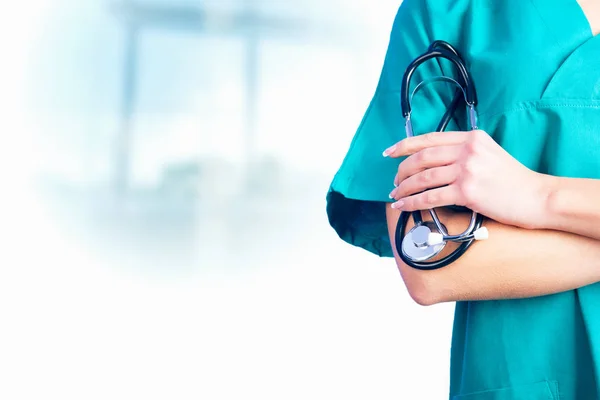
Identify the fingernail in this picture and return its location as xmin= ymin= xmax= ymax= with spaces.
xmin=382 ymin=144 xmax=397 ymax=157
xmin=389 ymin=188 xmax=398 ymax=199
xmin=391 ymin=200 xmax=405 ymax=209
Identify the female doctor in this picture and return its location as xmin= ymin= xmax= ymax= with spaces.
xmin=326 ymin=0 xmax=600 ymax=398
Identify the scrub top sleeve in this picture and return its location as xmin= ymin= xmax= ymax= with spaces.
xmin=326 ymin=0 xmax=450 ymax=257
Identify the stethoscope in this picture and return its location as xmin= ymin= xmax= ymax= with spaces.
xmin=394 ymin=41 xmax=489 ymax=271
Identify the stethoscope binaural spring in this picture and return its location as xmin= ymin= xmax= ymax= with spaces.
xmin=394 ymin=40 xmax=489 ymax=271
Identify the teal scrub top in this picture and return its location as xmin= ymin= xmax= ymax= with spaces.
xmin=326 ymin=0 xmax=600 ymax=398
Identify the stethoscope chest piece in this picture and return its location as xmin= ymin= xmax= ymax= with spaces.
xmin=401 ymin=221 xmax=446 ymax=262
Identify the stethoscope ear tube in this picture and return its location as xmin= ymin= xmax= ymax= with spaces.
xmin=400 ymin=47 xmax=477 ymax=118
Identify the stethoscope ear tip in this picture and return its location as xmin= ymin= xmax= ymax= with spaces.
xmin=473 ymin=227 xmax=489 ymax=241
xmin=426 ymin=227 xmax=489 ymax=247
xmin=427 ymin=232 xmax=445 ymax=246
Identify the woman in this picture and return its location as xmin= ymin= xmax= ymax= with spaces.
xmin=326 ymin=0 xmax=600 ymax=398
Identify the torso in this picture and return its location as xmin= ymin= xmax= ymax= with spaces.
xmin=358 ymin=1 xmax=600 ymax=396
xmin=439 ymin=1 xmax=600 ymax=398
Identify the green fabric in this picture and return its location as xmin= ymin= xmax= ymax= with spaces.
xmin=326 ymin=0 xmax=600 ymax=398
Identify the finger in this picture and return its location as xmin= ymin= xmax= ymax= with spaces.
xmin=394 ymin=145 xmax=462 ymax=186
xmin=383 ymin=130 xmax=470 ymax=158
xmin=391 ymin=185 xmax=463 ymax=211
xmin=391 ymin=165 xmax=460 ymax=200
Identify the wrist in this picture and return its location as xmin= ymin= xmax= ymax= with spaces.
xmin=536 ymin=173 xmax=563 ymax=231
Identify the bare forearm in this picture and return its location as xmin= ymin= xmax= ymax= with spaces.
xmin=386 ymin=204 xmax=600 ymax=305
xmin=542 ymin=175 xmax=600 ymax=240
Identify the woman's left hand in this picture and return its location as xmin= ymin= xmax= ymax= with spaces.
xmin=384 ymin=129 xmax=551 ymax=229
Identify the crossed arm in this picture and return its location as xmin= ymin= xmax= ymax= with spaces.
xmin=382 ymin=130 xmax=600 ymax=305
xmin=386 ymin=204 xmax=600 ymax=306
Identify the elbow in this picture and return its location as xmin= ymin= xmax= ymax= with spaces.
xmin=410 ymin=291 xmax=438 ymax=307
xmin=404 ymin=278 xmax=444 ymax=306
xmin=398 ymin=260 xmax=457 ymax=306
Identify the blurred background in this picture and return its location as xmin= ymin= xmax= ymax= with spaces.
xmin=0 ymin=1 xmax=454 ymax=398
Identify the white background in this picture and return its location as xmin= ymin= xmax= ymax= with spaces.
xmin=0 ymin=1 xmax=455 ymax=399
